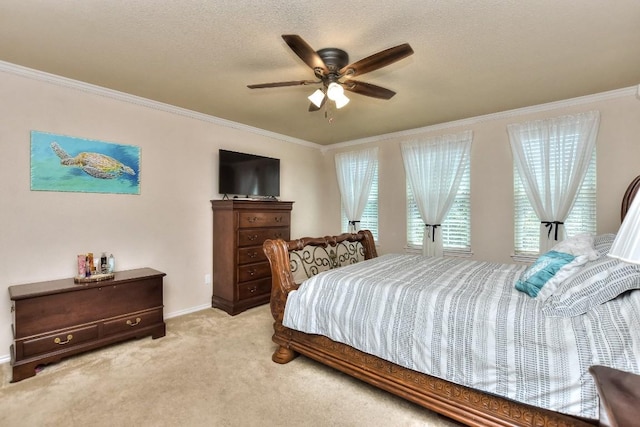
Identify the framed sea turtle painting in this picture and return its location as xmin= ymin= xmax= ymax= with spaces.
xmin=30 ymin=131 xmax=140 ymax=194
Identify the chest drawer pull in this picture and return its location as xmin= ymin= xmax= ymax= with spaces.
xmin=248 ymin=286 xmax=257 ymax=293
xmin=126 ymin=317 xmax=142 ymax=327
xmin=247 ymin=234 xmax=259 ymax=241
xmin=54 ymin=334 xmax=73 ymax=345
xmin=248 ymin=251 xmax=258 ymax=258
xmin=246 ymin=216 xmax=258 ymax=223
xmin=275 ymin=216 xmax=283 ymax=223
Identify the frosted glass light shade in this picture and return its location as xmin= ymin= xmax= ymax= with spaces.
xmin=334 ymin=93 xmax=350 ymax=109
xmin=609 ymin=193 xmax=640 ymax=265
xmin=308 ymin=89 xmax=325 ymax=108
xmin=326 ymin=82 xmax=344 ymax=101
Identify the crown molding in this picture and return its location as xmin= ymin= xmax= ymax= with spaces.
xmin=324 ymin=85 xmax=638 ymax=151
xmin=2 ymin=60 xmax=635 ymax=153
xmin=0 ymin=60 xmax=322 ymax=150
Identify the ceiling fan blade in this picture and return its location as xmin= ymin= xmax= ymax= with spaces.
xmin=343 ymin=80 xmax=396 ymax=100
xmin=247 ymin=80 xmax=318 ymax=89
xmin=339 ymin=43 xmax=414 ymax=77
xmin=282 ymin=35 xmax=329 ymax=74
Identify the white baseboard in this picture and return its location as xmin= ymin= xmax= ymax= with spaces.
xmin=165 ymin=303 xmax=212 ymax=319
xmin=0 ymin=303 xmax=214 ymax=366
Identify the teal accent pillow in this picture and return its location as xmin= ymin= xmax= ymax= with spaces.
xmin=515 ymin=251 xmax=577 ymax=298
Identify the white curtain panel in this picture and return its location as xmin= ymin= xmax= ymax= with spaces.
xmin=401 ymin=131 xmax=472 ymax=257
xmin=335 ymin=147 xmax=378 ymax=232
xmin=508 ymin=110 xmax=600 ymax=253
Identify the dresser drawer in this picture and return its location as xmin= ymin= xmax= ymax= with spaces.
xmin=238 ymin=262 xmax=272 ymax=283
xmin=238 ymin=246 xmax=267 ymax=265
xmin=238 ymin=228 xmax=289 ymax=247
xmin=238 ymin=278 xmax=272 ymax=300
xmin=238 ymin=212 xmax=290 ymax=229
xmin=21 ymin=324 xmax=99 ymax=358
xmin=102 ymin=309 xmax=164 ymax=337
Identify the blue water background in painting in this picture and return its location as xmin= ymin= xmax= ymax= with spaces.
xmin=30 ymin=131 xmax=140 ymax=194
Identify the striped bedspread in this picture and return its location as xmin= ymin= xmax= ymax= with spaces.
xmin=283 ymin=253 xmax=640 ymax=419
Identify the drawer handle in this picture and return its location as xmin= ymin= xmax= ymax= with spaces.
xmin=126 ymin=317 xmax=142 ymax=327
xmin=274 ymin=233 xmax=283 ymax=239
xmin=275 ymin=216 xmax=283 ymax=223
xmin=249 ymin=286 xmax=257 ymax=293
xmin=248 ymin=251 xmax=258 ymax=258
xmin=247 ymin=217 xmax=258 ymax=223
xmin=54 ymin=334 xmax=73 ymax=345
xmin=248 ymin=268 xmax=256 ymax=276
xmin=247 ymin=234 xmax=259 ymax=241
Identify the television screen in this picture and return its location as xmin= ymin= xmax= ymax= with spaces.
xmin=218 ymin=149 xmax=280 ymax=197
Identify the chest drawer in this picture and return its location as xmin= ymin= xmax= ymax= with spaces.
xmin=238 ymin=246 xmax=267 ymax=265
xmin=238 ymin=212 xmax=290 ymax=228
xmin=238 ymin=228 xmax=289 ymax=247
xmin=238 ymin=262 xmax=272 ymax=283
xmin=102 ymin=308 xmax=164 ymax=337
xmin=238 ymin=278 xmax=272 ymax=300
xmin=20 ymin=324 xmax=99 ymax=358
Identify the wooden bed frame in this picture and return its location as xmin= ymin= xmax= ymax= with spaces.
xmin=262 ymin=177 xmax=639 ymax=427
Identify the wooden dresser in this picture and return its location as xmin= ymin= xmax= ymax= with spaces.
xmin=9 ymin=268 xmax=166 ymax=382
xmin=211 ymin=199 xmax=293 ymax=315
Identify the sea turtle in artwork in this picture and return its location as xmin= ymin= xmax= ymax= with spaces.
xmin=51 ymin=142 xmax=135 ymax=179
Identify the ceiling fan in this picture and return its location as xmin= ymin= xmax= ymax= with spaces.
xmin=247 ymin=35 xmax=414 ymax=112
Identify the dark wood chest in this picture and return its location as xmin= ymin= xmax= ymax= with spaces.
xmin=9 ymin=267 xmax=166 ymax=382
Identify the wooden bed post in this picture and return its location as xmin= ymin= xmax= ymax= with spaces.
xmin=263 ymin=237 xmax=299 ymax=364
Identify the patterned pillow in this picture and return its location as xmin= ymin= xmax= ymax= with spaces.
xmin=542 ymin=257 xmax=640 ymax=317
xmin=593 ymin=233 xmax=616 ymax=256
xmin=515 ymin=251 xmax=587 ymax=299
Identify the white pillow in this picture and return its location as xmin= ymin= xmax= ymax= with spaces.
xmin=551 ymin=233 xmax=599 ymax=261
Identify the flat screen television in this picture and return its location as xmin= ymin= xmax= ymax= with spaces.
xmin=218 ymin=149 xmax=280 ymax=197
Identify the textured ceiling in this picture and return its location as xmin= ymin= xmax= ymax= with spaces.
xmin=1 ymin=1 xmax=639 ymax=145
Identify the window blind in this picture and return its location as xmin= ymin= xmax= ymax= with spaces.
xmin=341 ymin=166 xmax=379 ymax=240
xmin=514 ymin=149 xmax=596 ymax=254
xmin=407 ymin=159 xmax=471 ymax=251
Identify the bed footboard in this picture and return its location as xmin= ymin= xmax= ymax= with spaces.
xmin=263 ymin=230 xmax=377 ymax=363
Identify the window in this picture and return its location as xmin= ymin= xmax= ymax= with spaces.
xmin=341 ymin=166 xmax=378 ymax=240
xmin=406 ymin=158 xmax=471 ymax=252
xmin=514 ymin=148 xmax=597 ymax=255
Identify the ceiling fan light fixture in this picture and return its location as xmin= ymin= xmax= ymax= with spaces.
xmin=308 ymin=89 xmax=325 ymax=108
xmin=326 ymin=82 xmax=344 ymax=101
xmin=247 ymin=36 xmax=414 ymax=114
xmin=334 ymin=93 xmax=350 ymax=109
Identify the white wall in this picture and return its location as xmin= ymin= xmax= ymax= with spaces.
xmin=2 ymin=62 xmax=639 ymax=366
xmin=0 ymin=66 xmax=329 ymax=362
xmin=322 ymin=88 xmax=640 ymax=263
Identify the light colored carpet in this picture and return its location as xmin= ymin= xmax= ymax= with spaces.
xmin=0 ymin=305 xmax=461 ymax=427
